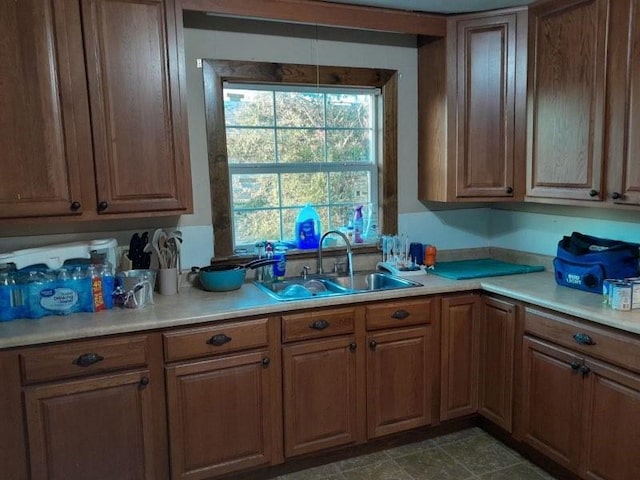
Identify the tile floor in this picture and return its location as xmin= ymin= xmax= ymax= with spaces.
xmin=276 ymin=428 xmax=558 ymax=480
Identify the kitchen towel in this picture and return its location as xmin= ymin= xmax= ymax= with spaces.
xmin=432 ymin=258 xmax=545 ymax=280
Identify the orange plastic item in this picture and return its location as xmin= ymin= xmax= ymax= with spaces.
xmin=425 ymin=245 xmax=437 ymax=267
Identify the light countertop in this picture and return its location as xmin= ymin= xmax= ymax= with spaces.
xmin=1 ymin=271 xmax=639 ymax=350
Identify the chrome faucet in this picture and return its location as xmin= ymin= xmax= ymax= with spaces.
xmin=317 ymin=230 xmax=353 ymax=275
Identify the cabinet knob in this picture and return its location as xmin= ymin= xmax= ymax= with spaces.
xmin=70 ymin=201 xmax=81 ymax=211
xmin=611 ymin=192 xmax=622 ymax=200
xmin=207 ymin=334 xmax=232 ymax=346
xmin=349 ymin=342 xmax=357 ymax=351
xmin=391 ymin=309 xmax=410 ymax=320
xmin=98 ymin=201 xmax=109 ymax=212
xmin=369 ymin=340 xmax=377 ymax=350
xmin=139 ymin=376 xmax=150 ymax=387
xmin=580 ymin=365 xmax=591 ymax=377
xmin=506 ymin=186 xmax=514 ymax=194
xmin=573 ymin=333 xmax=595 ymax=346
xmin=72 ymin=353 xmax=104 ymax=367
xmin=310 ymin=319 xmax=330 ymax=330
xmin=589 ymin=190 xmax=599 ymax=198
xmin=570 ymin=361 xmax=581 ymax=370
xmin=262 ymin=357 xmax=270 ymax=367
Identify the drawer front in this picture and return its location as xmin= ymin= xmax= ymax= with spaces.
xmin=524 ymin=307 xmax=640 ymax=373
xmin=163 ymin=317 xmax=269 ymax=362
xmin=282 ymin=307 xmax=356 ymax=342
xmin=20 ymin=336 xmax=149 ymax=384
xmin=366 ymin=298 xmax=434 ymax=330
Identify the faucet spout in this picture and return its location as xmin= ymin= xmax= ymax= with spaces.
xmin=317 ymin=230 xmax=353 ymax=275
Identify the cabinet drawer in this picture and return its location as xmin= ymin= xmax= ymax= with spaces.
xmin=524 ymin=307 xmax=640 ymax=373
xmin=366 ymin=298 xmax=434 ymax=330
xmin=163 ymin=318 xmax=269 ymax=362
xmin=20 ymin=336 xmax=149 ymax=384
xmin=282 ymin=307 xmax=356 ymax=342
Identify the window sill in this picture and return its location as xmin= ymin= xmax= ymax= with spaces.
xmin=211 ymin=243 xmax=379 ymax=266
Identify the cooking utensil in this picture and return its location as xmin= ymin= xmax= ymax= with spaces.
xmin=194 ymin=258 xmax=279 ymax=292
xmin=145 ymin=228 xmax=167 ymax=269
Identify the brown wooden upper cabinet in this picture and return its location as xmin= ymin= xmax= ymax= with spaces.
xmin=418 ymin=8 xmax=527 ymax=202
xmin=527 ymin=0 xmax=640 ymax=208
xmin=526 ymin=0 xmax=608 ymax=202
xmin=0 ymin=0 xmax=192 ymax=220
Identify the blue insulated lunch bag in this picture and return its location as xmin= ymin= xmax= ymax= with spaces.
xmin=554 ymin=232 xmax=640 ymax=294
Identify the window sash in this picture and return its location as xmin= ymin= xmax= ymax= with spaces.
xmin=226 ymin=83 xmax=379 ymax=248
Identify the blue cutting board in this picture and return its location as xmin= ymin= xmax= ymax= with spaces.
xmin=432 ymin=258 xmax=545 ymax=280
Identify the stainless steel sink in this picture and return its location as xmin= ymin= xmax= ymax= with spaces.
xmin=254 ymin=272 xmax=421 ymax=301
xmin=330 ymin=272 xmax=422 ymax=292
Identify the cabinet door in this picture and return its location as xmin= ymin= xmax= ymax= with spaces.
xmin=607 ymin=0 xmax=640 ymax=206
xmin=478 ymin=296 xmax=516 ymax=432
xmin=454 ymin=13 xmax=520 ymax=199
xmin=283 ymin=336 xmax=360 ymax=457
xmin=521 ymin=336 xmax=583 ymax=474
xmin=24 ymin=370 xmax=156 ymax=480
xmin=0 ymin=0 xmax=91 ymax=219
xmin=165 ymin=350 xmax=276 ymax=480
xmin=440 ymin=294 xmax=480 ymax=420
xmin=367 ymin=326 xmax=433 ymax=439
xmin=82 ymin=0 xmax=191 ymax=214
xmin=527 ymin=0 xmax=608 ymax=201
xmin=581 ymin=358 xmax=640 ymax=480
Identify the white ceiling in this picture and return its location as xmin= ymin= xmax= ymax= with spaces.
xmin=323 ymin=0 xmax=536 ymax=14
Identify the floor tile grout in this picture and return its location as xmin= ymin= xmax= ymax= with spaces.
xmin=278 ymin=427 xmax=557 ymax=480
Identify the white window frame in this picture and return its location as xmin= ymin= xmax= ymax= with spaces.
xmin=224 ymin=82 xmax=381 ymax=250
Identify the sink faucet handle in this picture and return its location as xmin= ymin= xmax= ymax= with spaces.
xmin=301 ymin=265 xmax=311 ymax=279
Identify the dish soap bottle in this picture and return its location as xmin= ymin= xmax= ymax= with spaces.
xmin=353 ymin=205 xmax=364 ymax=244
xmin=295 ymin=204 xmax=321 ymax=249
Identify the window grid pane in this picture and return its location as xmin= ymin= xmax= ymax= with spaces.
xmin=225 ymin=84 xmax=378 ymax=247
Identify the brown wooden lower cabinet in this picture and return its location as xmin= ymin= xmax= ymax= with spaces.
xmin=282 ymin=335 xmax=362 ymax=458
xmin=366 ymin=326 xmax=433 ymax=438
xmin=440 ymin=294 xmax=480 ymax=420
xmin=580 ymin=358 xmax=640 ymax=480
xmin=24 ymin=370 xmax=158 ymax=480
xmin=165 ymin=350 xmax=277 ymax=480
xmin=478 ymin=296 xmax=516 ymax=432
xmin=521 ymin=335 xmax=640 ymax=480
xmin=521 ymin=336 xmax=583 ymax=472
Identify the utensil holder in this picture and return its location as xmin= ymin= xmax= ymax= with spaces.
xmin=158 ymin=268 xmax=179 ymax=295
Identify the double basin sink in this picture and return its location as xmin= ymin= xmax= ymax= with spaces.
xmin=254 ymin=271 xmax=422 ymax=301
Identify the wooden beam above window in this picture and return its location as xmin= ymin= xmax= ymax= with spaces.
xmin=180 ymin=0 xmax=447 ymax=37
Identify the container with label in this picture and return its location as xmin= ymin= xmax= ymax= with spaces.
xmin=273 ymin=247 xmax=287 ymax=280
xmin=611 ymin=281 xmax=632 ymax=311
xmin=295 ymin=204 xmax=321 ymax=249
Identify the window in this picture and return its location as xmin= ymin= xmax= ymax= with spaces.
xmin=224 ymin=84 xmax=379 ymax=248
xmin=202 ymin=60 xmax=398 ymax=257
